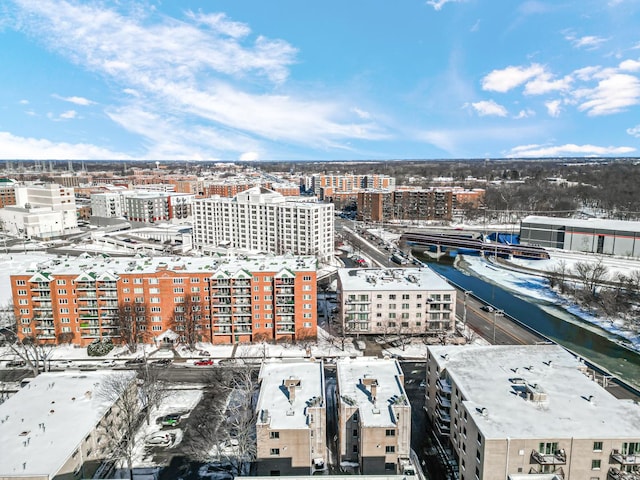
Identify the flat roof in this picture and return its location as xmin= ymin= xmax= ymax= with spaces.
xmin=336 ymin=357 xmax=409 ymax=428
xmin=256 ymin=360 xmax=324 ymax=430
xmin=338 ymin=267 xmax=453 ymax=292
xmin=522 ymin=215 xmax=640 ymax=233
xmin=428 ymin=345 xmax=640 ymax=439
xmin=0 ymin=371 xmax=134 ymax=478
xmin=14 ymin=253 xmax=316 ymax=277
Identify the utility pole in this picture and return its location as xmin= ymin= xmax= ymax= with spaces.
xmin=492 ymin=309 xmax=504 ymax=345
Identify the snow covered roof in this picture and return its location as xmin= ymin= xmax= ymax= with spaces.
xmin=256 ymin=360 xmax=325 ymax=430
xmin=428 ymin=344 xmax=640 ymax=440
xmin=336 ymin=357 xmax=409 ymax=428
xmin=522 ymin=215 xmax=640 ymax=233
xmin=0 ymin=371 xmax=135 ymax=478
xmin=338 ymin=267 xmax=452 ymax=292
xmin=8 ymin=253 xmax=316 ymax=279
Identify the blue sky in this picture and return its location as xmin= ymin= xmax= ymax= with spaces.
xmin=1 ymin=0 xmax=640 ymax=161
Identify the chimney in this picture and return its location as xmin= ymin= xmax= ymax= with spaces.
xmin=370 ymin=382 xmax=377 ymax=402
xmin=284 ymin=377 xmax=300 ymax=404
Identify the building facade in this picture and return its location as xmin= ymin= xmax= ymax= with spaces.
xmin=0 ymin=371 xmax=136 ymax=480
xmin=0 ymin=183 xmax=78 ymax=238
xmin=424 ymin=345 xmax=640 ymax=480
xmin=0 ymin=178 xmax=17 ymax=208
xmin=520 ymin=215 xmax=640 ymax=257
xmin=192 ymin=187 xmax=334 ymax=262
xmin=337 ymin=268 xmax=456 ymax=337
xmin=336 ymin=357 xmax=412 ymax=475
xmin=255 ymin=360 xmax=326 ymax=476
xmin=10 ymin=255 xmax=317 ymax=346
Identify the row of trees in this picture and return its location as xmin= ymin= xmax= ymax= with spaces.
xmin=547 ymin=260 xmax=640 ymax=320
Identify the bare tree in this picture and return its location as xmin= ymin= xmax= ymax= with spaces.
xmin=0 ymin=329 xmax=54 ymax=377
xmin=116 ymin=300 xmax=150 ymax=353
xmin=170 ymin=295 xmax=203 ymax=350
xmin=96 ymin=372 xmax=140 ymax=480
xmin=574 ymin=260 xmax=609 ymax=300
xmin=138 ymin=365 xmax=170 ymax=425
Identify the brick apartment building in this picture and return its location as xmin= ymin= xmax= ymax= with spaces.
xmin=10 ymin=255 xmax=317 ymax=347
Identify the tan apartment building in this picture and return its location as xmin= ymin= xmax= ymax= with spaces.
xmin=336 ymin=357 xmax=412 ymax=475
xmin=256 ymin=360 xmax=326 ymax=476
xmin=0 ymin=371 xmax=136 ymax=480
xmin=11 ymin=254 xmax=317 ymax=347
xmin=337 ymin=268 xmax=456 ymax=337
xmin=425 ymin=344 xmax=640 ymax=480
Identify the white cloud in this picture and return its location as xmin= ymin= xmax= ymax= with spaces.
xmin=0 ymin=131 xmax=131 ymax=159
xmin=53 ymin=94 xmax=95 ymax=106
xmin=627 ymin=125 xmax=640 ymax=137
xmin=12 ymin=0 xmax=386 ymax=156
xmin=239 ymin=151 xmax=259 ymax=161
xmin=482 ymin=64 xmax=545 ymax=92
xmin=566 ymin=34 xmax=608 ymax=50
xmin=19 ymin=99 xmax=29 ymax=105
xmin=507 ymin=143 xmax=635 ymax=158
xmin=524 ymin=73 xmax=572 ymax=95
xmin=59 ymin=109 xmax=77 ymax=119
xmin=426 ymin=0 xmax=465 ymax=11
xmin=545 ymin=100 xmax=562 ymax=117
xmin=468 ymin=100 xmax=508 ymax=117
xmin=514 ymin=109 xmax=535 ymax=119
xmin=351 ymin=107 xmax=371 ymax=120
xmin=619 ymin=59 xmax=640 ymax=72
xmin=576 ymin=73 xmax=640 ymax=115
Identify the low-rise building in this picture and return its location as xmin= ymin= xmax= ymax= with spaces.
xmin=336 ymin=357 xmax=412 ymax=475
xmin=424 ymin=344 xmax=640 ymax=480
xmin=337 ymin=268 xmax=456 ymax=337
xmin=0 ymin=371 xmax=135 ymax=480
xmin=256 ymin=360 xmax=326 ymax=476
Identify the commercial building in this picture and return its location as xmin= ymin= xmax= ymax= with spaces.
xmin=256 ymin=360 xmax=326 ymax=475
xmin=0 ymin=370 xmax=136 ymax=480
xmin=193 ymin=187 xmax=334 ymax=262
xmin=520 ymin=215 xmax=640 ymax=257
xmin=424 ymin=344 xmax=640 ymax=480
xmin=336 ymin=357 xmax=412 ymax=475
xmin=10 ymin=254 xmax=317 ymax=346
xmin=0 ymin=183 xmax=78 ymax=238
xmin=337 ymin=268 xmax=456 ymax=337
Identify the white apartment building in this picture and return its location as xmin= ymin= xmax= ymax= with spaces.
xmin=255 ymin=360 xmax=326 ymax=476
xmin=90 ymin=191 xmax=127 ymax=218
xmin=336 ymin=357 xmax=412 ymax=475
xmin=337 ymin=268 xmax=456 ymax=336
xmin=425 ymin=345 xmax=640 ymax=480
xmin=125 ymin=191 xmax=194 ymax=226
xmin=0 ymin=371 xmax=136 ymax=480
xmin=0 ymin=183 xmax=78 ymax=238
xmin=193 ymin=187 xmax=334 ymax=262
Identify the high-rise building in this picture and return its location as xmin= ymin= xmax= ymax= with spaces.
xmin=193 ymin=187 xmax=334 ymax=262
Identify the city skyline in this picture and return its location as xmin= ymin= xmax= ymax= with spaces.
xmin=1 ymin=0 xmax=640 ymax=161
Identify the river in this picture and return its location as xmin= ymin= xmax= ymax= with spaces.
xmin=421 ymin=255 xmax=640 ymax=389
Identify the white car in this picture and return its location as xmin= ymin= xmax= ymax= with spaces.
xmin=145 ymin=432 xmax=173 ymax=447
xmin=99 ymin=360 xmax=117 ymax=368
xmin=53 ymin=360 xmax=75 ymax=369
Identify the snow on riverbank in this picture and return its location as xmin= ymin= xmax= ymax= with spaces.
xmin=461 ymin=254 xmax=640 ymax=351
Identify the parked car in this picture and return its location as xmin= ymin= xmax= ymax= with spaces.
xmin=99 ymin=360 xmax=117 ymax=368
xmin=480 ymin=305 xmax=495 ymax=313
xmin=53 ymin=360 xmax=75 ymax=369
xmin=151 ymin=358 xmax=172 ymax=367
xmin=124 ymin=358 xmax=146 ymax=367
xmin=158 ymin=413 xmax=181 ymax=427
xmin=6 ymin=360 xmax=26 ymax=368
xmin=145 ymin=432 xmax=173 ymax=447
xmin=198 ymin=350 xmax=211 ymax=356
xmin=194 ymin=359 xmax=214 ymax=366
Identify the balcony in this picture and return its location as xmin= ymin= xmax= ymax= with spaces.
xmin=233 ymin=288 xmax=251 ymax=296
xmin=275 ymin=298 xmax=295 ymax=306
xmin=36 ymin=333 xmax=56 ymax=340
xmin=531 ymin=449 xmax=567 ymax=465
xmin=608 ymin=468 xmax=640 ymax=480
xmin=33 ymin=305 xmax=53 ymax=311
xmin=436 ymin=393 xmax=451 ymax=408
xmin=435 ymin=407 xmax=451 ymax=423
xmin=436 ymin=377 xmax=452 ymax=394
xmin=435 ymin=420 xmax=450 ymax=436
xmin=276 ymin=287 xmax=294 ymax=295
xmin=31 ymin=294 xmax=51 ymax=300
xmin=529 ymin=466 xmax=564 ymax=478
xmin=78 ymin=293 xmax=97 ymax=300
xmin=30 ymin=285 xmax=51 ymax=292
xmin=612 ymin=451 xmax=640 ymax=466
xmin=214 ymin=328 xmax=232 ymax=335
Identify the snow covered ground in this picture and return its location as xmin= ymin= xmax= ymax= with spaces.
xmin=461 ymin=252 xmax=640 ymax=351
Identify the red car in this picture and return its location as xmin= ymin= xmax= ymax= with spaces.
xmin=194 ymin=359 xmax=214 ymax=366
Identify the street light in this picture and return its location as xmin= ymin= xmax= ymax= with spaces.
xmin=492 ymin=309 xmax=504 ymax=345
xmin=462 ymin=290 xmax=472 ymax=326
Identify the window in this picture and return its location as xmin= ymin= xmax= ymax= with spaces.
xmin=150 ymin=297 xmax=160 ymax=303
xmin=173 ymin=287 xmax=184 ymax=293
xmin=353 ymin=444 xmax=358 ymax=453
xmin=389 ymin=294 xmax=396 ymax=300
xmin=134 ymin=278 xmax=143 ymax=284
xmin=173 ymin=278 xmax=184 ymax=284
xmin=593 ymin=441 xmax=603 ymax=452
xmin=123 ymin=288 xmax=130 ymax=293
xmin=22 ymin=327 xmax=31 ymax=334
xmin=151 ymin=306 xmax=161 ymax=312
xmin=59 ymin=299 xmax=68 ymax=304
xmin=58 ymin=289 xmax=67 ymax=295
xmin=17 ymin=289 xmax=27 ymax=296
xmin=61 ymin=318 xmax=70 ymax=323
xmin=385 ymin=446 xmax=395 ymax=453
xmin=269 ymin=431 xmax=280 ymax=439
xmin=16 ymin=280 xmax=26 ymax=286
xmin=134 ymin=288 xmax=144 ymax=294
xmin=18 ymin=299 xmax=28 ymax=305
xmin=591 ymin=459 xmax=601 ymax=470
xmin=60 ymin=307 xmax=70 ymax=314
xmin=385 ymin=429 xmax=395 ymax=437
xmin=270 ymin=448 xmax=280 ymax=456
xmin=149 ymin=288 xmax=160 ymax=294
xmin=152 ymin=325 xmax=162 ymax=331
xmin=148 ymin=278 xmax=159 ymax=284
xmin=303 ymin=275 xmax=312 ymax=281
